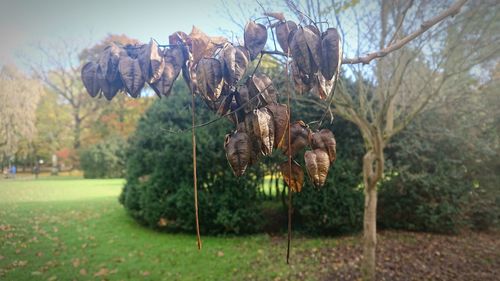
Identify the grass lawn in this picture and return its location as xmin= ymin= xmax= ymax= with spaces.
xmin=1 ymin=177 xmax=498 ymax=281
xmin=0 ymin=177 xmax=337 ymax=281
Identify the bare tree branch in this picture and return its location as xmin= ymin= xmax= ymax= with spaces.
xmin=343 ymin=0 xmax=468 ymax=65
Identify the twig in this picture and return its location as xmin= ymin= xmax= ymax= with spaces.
xmin=285 ymin=48 xmax=293 ymax=265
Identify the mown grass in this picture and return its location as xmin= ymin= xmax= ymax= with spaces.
xmin=0 ymin=177 xmax=339 ymax=281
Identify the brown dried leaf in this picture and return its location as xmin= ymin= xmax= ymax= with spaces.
xmin=118 ymin=56 xmax=145 ymax=98
xmin=252 ymin=107 xmax=275 ymax=155
xmin=266 ymin=103 xmax=289 ymax=149
xmin=81 ymin=62 xmax=100 ymax=97
xmin=289 ymin=28 xmax=313 ymax=74
xmin=264 ymin=12 xmax=285 ymax=22
xmin=311 ymin=129 xmax=336 ymax=163
xmin=244 ymin=21 xmax=268 ymax=60
xmin=275 ymin=20 xmax=297 ymax=54
xmin=224 ymin=131 xmax=252 ymax=176
xmin=188 ymin=26 xmax=227 ymax=65
xmin=320 ymin=28 xmax=342 ymax=81
xmin=280 ymin=160 xmax=304 ymax=192
xmin=304 ymin=149 xmax=330 ymax=187
xmin=196 ymin=58 xmax=223 ymax=101
xmin=283 ymin=120 xmax=311 ymax=157
xmin=188 ymin=26 xmax=210 ymax=64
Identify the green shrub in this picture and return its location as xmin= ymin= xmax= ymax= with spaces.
xmin=294 ymin=157 xmax=364 ymax=235
xmin=120 ymin=84 xmax=263 ymax=235
xmin=80 ymin=137 xmax=127 ymax=178
xmin=378 ymin=169 xmax=470 ymax=233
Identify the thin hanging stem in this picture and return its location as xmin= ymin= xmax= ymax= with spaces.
xmin=285 ymin=51 xmax=293 ymax=265
xmin=191 ymin=92 xmax=202 ymax=250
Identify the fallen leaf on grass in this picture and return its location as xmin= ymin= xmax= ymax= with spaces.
xmin=141 ymin=271 xmax=150 ymax=276
xmin=94 ymin=268 xmax=109 ymax=277
xmin=217 ymin=251 xmax=225 ymax=257
xmin=79 ymin=269 xmax=87 ymax=276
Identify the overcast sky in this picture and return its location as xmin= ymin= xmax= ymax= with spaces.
xmin=0 ymin=0 xmax=260 ymax=67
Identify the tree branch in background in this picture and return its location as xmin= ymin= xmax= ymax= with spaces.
xmin=342 ymin=0 xmax=468 ymax=65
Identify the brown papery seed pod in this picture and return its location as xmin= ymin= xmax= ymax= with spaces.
xmin=119 ymin=55 xmax=146 ymax=98
xmin=280 ymin=160 xmax=304 ymax=192
xmin=252 ymin=107 xmax=275 ymax=156
xmin=244 ymin=21 xmax=268 ymax=60
xmin=196 ymin=58 xmax=224 ymax=101
xmin=275 ymin=20 xmax=297 ymax=54
xmin=224 ymin=131 xmax=252 ymax=177
xmin=304 ymin=149 xmax=330 ymax=187
xmin=81 ymin=61 xmax=101 ymax=97
xmin=320 ymin=28 xmax=342 ymax=81
xmin=311 ymin=129 xmax=337 ymax=163
xmin=266 ymin=103 xmax=289 ymax=149
xmin=283 ymin=120 xmax=311 ymax=157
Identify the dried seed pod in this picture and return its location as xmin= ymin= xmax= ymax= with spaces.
xmin=149 ymin=62 xmax=178 ymax=97
xmin=291 ymin=61 xmax=313 ymax=94
xmin=147 ymin=39 xmax=165 ymax=84
xmin=303 ymin=26 xmax=322 ymax=71
xmin=81 ymin=61 xmax=100 ymax=97
xmin=97 ymin=43 xmax=124 ymax=82
xmin=304 ymin=149 xmax=330 ymax=187
xmin=97 ymin=73 xmax=123 ymax=100
xmin=310 ymin=129 xmax=337 ymax=163
xmin=221 ymin=44 xmax=249 ymax=85
xmin=280 ymin=160 xmax=304 ymax=192
xmin=224 ymin=131 xmax=252 ymax=176
xmin=320 ymin=28 xmax=342 ymax=81
xmin=275 ymin=20 xmax=297 ymax=54
xmin=283 ymin=120 xmax=311 ymax=157
xmin=244 ymin=21 xmax=268 ymax=60
xmin=247 ymin=73 xmax=277 ymax=106
xmin=164 ymin=45 xmax=187 ymax=70
xmin=252 ymin=107 xmax=275 ymax=156
xmin=314 ymin=72 xmax=334 ymax=100
xmin=118 ymin=56 xmax=146 ymax=98
xmin=289 ymin=27 xmax=318 ymax=75
xmin=196 ymin=58 xmax=224 ymax=101
xmin=168 ymin=31 xmax=189 ymax=45
xmin=234 ymin=84 xmax=259 ymax=113
xmin=266 ymin=103 xmax=289 ymax=149
xmin=243 ymin=112 xmax=263 ymax=164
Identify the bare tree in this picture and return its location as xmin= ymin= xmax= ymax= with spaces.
xmin=0 ymin=65 xmax=43 ymax=164
xmin=289 ymin=0 xmax=498 ymax=279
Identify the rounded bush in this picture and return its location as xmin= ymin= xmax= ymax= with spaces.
xmin=120 ymin=85 xmax=263 ymax=235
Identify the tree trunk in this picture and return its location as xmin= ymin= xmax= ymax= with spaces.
xmin=361 ymin=137 xmax=384 ymax=281
xmin=362 ymin=178 xmax=378 ymax=281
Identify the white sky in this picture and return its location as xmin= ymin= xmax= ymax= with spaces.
xmin=0 ymin=0 xmax=254 ymax=66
